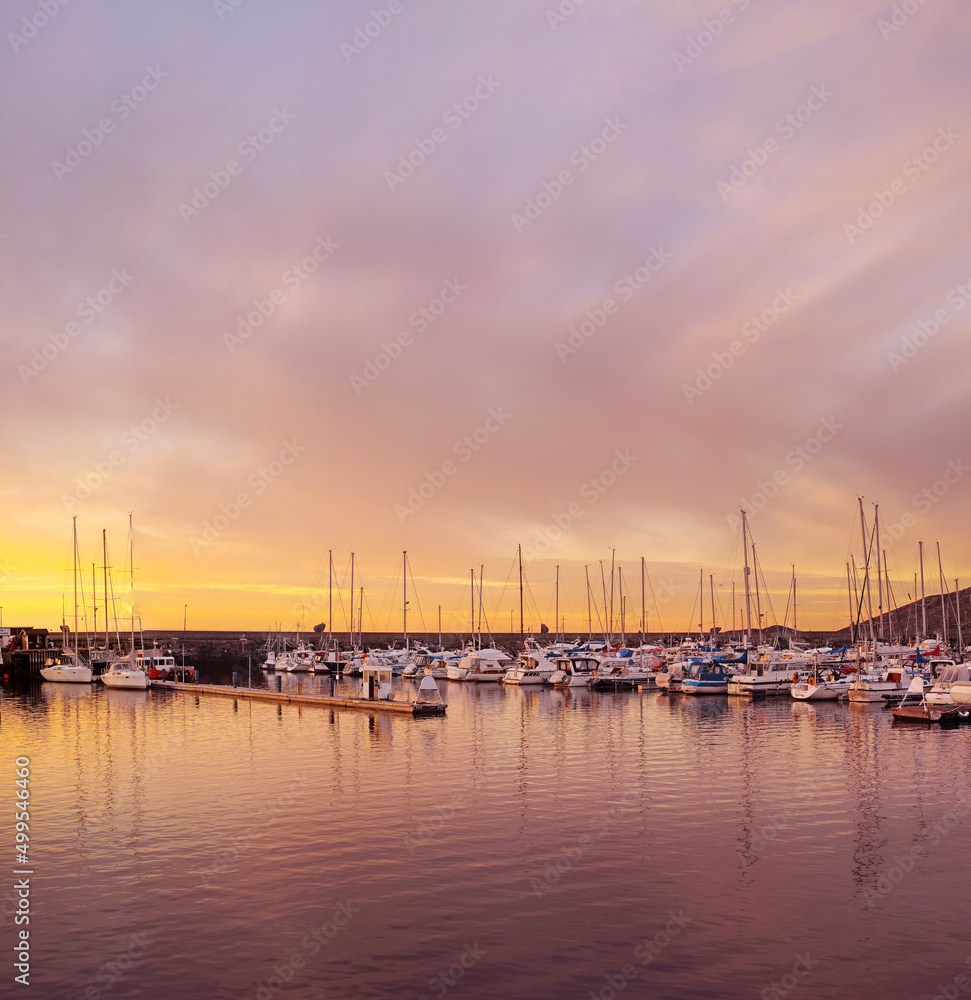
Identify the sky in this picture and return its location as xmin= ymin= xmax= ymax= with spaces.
xmin=2 ymin=0 xmax=969 ymax=636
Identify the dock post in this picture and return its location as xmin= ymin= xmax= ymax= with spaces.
xmin=276 ymin=675 xmax=282 ymax=692
xmin=232 ymin=672 xmax=238 ymax=688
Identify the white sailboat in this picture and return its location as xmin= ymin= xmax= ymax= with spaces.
xmin=101 ymin=514 xmax=148 ymax=690
xmin=41 ymin=517 xmax=93 ymax=684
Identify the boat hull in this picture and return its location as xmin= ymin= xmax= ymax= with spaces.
xmin=791 ymin=683 xmax=846 ymax=701
xmin=681 ymin=681 xmax=727 ymax=695
xmin=40 ymin=665 xmax=93 ymax=683
xmin=101 ymin=671 xmax=149 ymax=690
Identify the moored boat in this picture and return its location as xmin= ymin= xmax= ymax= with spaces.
xmin=40 ymin=650 xmax=93 ymax=684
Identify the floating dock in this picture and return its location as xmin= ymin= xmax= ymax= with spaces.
xmin=151 ymin=681 xmax=446 ymax=716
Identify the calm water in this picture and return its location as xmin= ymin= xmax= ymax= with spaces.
xmin=3 ymin=676 xmax=971 ymax=999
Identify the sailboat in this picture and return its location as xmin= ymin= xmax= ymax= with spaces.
xmin=101 ymin=514 xmax=149 ymax=690
xmin=41 ymin=517 xmax=93 ymax=683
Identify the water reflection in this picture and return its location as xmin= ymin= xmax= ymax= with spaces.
xmin=3 ymin=680 xmax=971 ymax=999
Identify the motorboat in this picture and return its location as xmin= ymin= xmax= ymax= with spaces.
xmin=728 ymin=651 xmax=810 ymax=696
xmin=590 ymin=649 xmax=656 ymax=689
xmin=549 ymin=655 xmax=598 ymax=688
xmin=450 ymin=647 xmax=513 ymax=682
xmin=503 ymin=643 xmax=557 ymax=685
xmin=925 ymin=663 xmax=971 ymax=709
xmin=681 ymin=659 xmax=734 ymax=696
xmin=282 ymin=646 xmax=317 ymax=672
xmin=790 ymin=666 xmax=851 ymax=701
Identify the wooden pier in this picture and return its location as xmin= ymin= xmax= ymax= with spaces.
xmin=151 ymin=681 xmax=446 ymax=717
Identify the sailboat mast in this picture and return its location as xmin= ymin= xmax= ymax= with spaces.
xmin=478 ymin=564 xmax=484 ymax=650
xmin=438 ymin=604 xmax=442 ymax=647
xmin=919 ymin=541 xmax=926 ymax=637
xmin=619 ymin=568 xmax=625 ymax=646
xmin=741 ymin=510 xmax=753 ymax=646
xmin=585 ymin=565 xmax=592 ymax=642
xmin=358 ymin=586 xmax=363 ymax=647
xmin=874 ymin=504 xmax=884 ymax=640
xmin=698 ymin=566 xmax=706 ymax=639
xmin=470 ymin=568 xmax=475 ymax=640
xmin=858 ymin=497 xmax=876 ymax=646
xmin=518 ymin=544 xmax=524 ymax=652
xmin=349 ymin=552 xmax=355 ymax=643
xmin=403 ymin=550 xmax=408 ymax=651
xmin=554 ymin=565 xmax=559 ymax=647
xmin=608 ymin=547 xmax=615 ymax=644
xmin=640 ymin=556 xmax=646 ymax=646
xmin=710 ymin=573 xmax=716 ymax=643
xmin=599 ymin=561 xmax=608 ymax=644
xmin=955 ymin=578 xmax=963 ymax=654
xmin=102 ymin=530 xmax=108 ymax=648
xmin=73 ymin=515 xmax=78 ymax=656
xmin=846 ymin=562 xmax=855 ymax=644
xmin=752 ymin=546 xmax=762 ymax=644
xmin=128 ymin=512 xmax=134 ymax=654
xmin=792 ymin=564 xmax=797 ymax=636
xmin=937 ymin=542 xmax=947 ymax=646
xmin=328 ymin=549 xmax=333 ymax=645
xmin=850 ymin=556 xmax=861 ymax=643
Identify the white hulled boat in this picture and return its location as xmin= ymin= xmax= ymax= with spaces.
xmin=924 ymin=662 xmax=970 ymax=709
xmin=791 ymin=665 xmax=851 ymax=701
xmin=101 ymin=651 xmax=149 ymax=689
xmin=549 ymin=655 xmax=598 ymax=688
xmin=502 ymin=642 xmax=557 ymax=685
xmin=40 ymin=650 xmax=93 ymax=684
